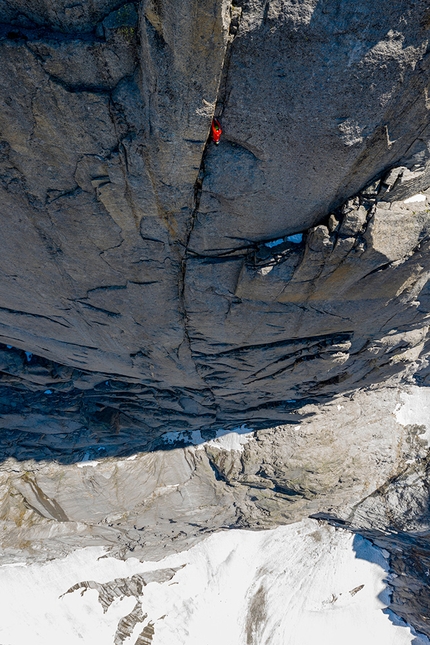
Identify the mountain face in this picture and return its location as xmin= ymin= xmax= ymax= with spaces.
xmin=1 ymin=0 xmax=430 ymax=638
xmin=0 ymin=0 xmax=430 ymax=437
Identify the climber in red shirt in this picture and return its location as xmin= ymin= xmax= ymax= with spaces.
xmin=211 ymin=118 xmax=222 ymax=145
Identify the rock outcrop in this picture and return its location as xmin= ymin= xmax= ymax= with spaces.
xmin=0 ymin=0 xmax=429 ymax=436
xmin=0 ymin=386 xmax=426 ymax=562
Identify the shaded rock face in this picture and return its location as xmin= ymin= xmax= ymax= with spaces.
xmin=319 ymin=455 xmax=430 ymax=638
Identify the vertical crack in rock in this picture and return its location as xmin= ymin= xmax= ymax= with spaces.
xmin=214 ymin=1 xmax=243 ymax=119
xmin=177 ymin=0 xmax=244 ymax=397
xmin=178 ymin=142 xmax=209 ymax=380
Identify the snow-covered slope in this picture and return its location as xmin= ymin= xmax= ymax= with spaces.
xmin=0 ymin=519 xmax=427 ymax=645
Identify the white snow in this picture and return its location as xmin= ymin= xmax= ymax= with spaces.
xmin=394 ymin=387 xmax=430 ymax=444
xmin=0 ymin=519 xmax=428 ymax=645
xmin=76 ymin=460 xmax=100 ymax=468
xmin=403 ymin=193 xmax=427 ymax=203
xmin=195 ymin=424 xmax=253 ymax=452
xmin=76 ymin=450 xmax=104 ymax=467
xmin=161 ymin=424 xmax=253 ymax=451
xmin=259 ymin=265 xmax=273 ymax=275
xmin=161 ymin=429 xmax=194 ymax=444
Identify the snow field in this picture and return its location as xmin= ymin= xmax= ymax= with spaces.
xmin=0 ymin=519 xmax=428 ymax=645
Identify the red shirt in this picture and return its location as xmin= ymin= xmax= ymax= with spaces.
xmin=211 ymin=118 xmax=222 ymax=144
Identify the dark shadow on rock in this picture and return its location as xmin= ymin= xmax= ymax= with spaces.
xmin=351 ymin=533 xmax=419 ymax=638
xmin=381 ymin=608 xmax=430 ymax=645
xmin=353 ymin=532 xmax=430 ymax=643
xmin=352 ymin=532 xmax=389 ymax=569
xmin=0 ymin=341 xmax=315 ymax=464
xmin=0 ymin=325 xmax=427 ymax=464
xmin=312 ymin=515 xmax=430 ymax=642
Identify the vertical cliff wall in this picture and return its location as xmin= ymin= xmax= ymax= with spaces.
xmin=0 ymin=1 xmax=429 ymax=442
xmin=1 ymin=1 xmax=430 ymax=637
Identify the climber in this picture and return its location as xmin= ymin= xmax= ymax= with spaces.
xmin=211 ymin=118 xmax=222 ymax=145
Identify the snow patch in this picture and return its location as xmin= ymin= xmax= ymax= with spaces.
xmin=196 ymin=424 xmax=253 ymax=452
xmin=394 ymin=388 xmax=430 ymax=444
xmin=161 ymin=425 xmax=253 ymax=452
xmin=76 ymin=449 xmax=106 ymax=468
xmin=77 ymin=460 xmax=100 ymax=468
xmin=259 ymin=265 xmax=273 ymax=275
xmin=161 ymin=430 xmax=203 ymax=445
xmin=0 ymin=520 xmax=427 ymax=645
xmin=403 ymin=193 xmax=427 ymax=204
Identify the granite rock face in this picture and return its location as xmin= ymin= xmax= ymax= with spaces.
xmin=1 ymin=0 xmax=430 ymax=639
xmin=0 ymin=0 xmax=429 ymax=438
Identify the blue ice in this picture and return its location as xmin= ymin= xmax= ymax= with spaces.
xmin=285 ymin=234 xmax=303 ymax=243
xmin=265 ymin=238 xmax=284 ymax=248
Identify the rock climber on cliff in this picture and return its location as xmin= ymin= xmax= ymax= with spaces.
xmin=211 ymin=118 xmax=222 ymax=145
